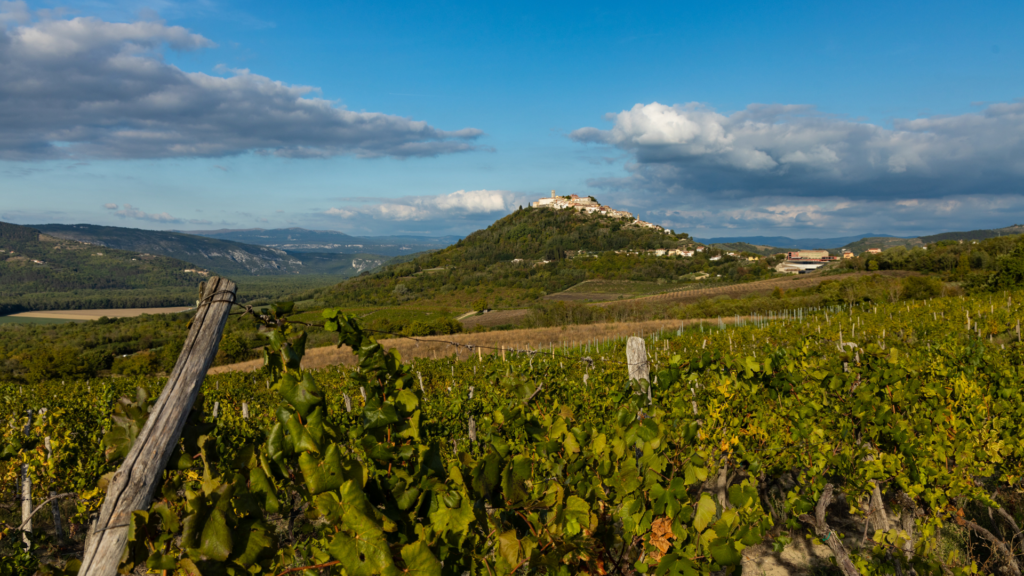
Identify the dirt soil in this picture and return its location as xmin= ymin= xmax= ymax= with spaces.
xmin=742 ymin=538 xmax=838 ymax=576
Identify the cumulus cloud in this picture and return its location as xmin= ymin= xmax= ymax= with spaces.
xmin=0 ymin=7 xmax=483 ymax=160
xmin=114 ymin=203 xmax=181 ymax=222
xmin=572 ymin=100 xmax=1024 ymax=200
xmin=324 ymin=189 xmax=522 ymax=222
xmin=0 ymin=1 xmax=29 ymax=26
xmin=103 ymin=202 xmax=117 ymax=209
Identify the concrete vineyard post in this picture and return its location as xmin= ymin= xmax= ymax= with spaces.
xmin=80 ymin=277 xmax=236 ymax=576
xmin=44 ymin=434 xmax=64 ymax=547
xmin=21 ymin=409 xmax=32 ymax=549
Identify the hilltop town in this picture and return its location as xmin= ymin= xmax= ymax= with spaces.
xmin=531 ymin=191 xmax=670 ymax=233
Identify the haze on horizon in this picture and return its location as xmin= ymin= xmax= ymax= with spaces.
xmin=1 ymin=0 xmax=1022 ymax=240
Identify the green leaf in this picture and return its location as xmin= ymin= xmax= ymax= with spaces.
xmin=279 ymin=372 xmax=323 ymax=417
xmin=694 ymin=494 xmax=717 ymax=533
xmin=400 ymin=541 xmax=442 ymax=576
xmin=363 ymin=397 xmax=399 ymax=430
xmin=709 ymin=537 xmax=741 ymax=566
xmin=230 ymin=519 xmax=275 ymax=567
xmin=299 ymin=443 xmax=347 ymax=495
xmin=430 ymin=490 xmax=475 ymax=536
xmin=564 ymin=495 xmax=590 ymax=537
xmin=249 ymin=468 xmax=279 ymax=514
xmin=608 ymin=458 xmax=642 ymax=497
xmin=501 ymin=456 xmax=532 ymax=504
xmin=327 ymin=499 xmax=393 ymax=576
xmin=498 ymin=530 xmax=520 ymax=565
xmin=285 ymin=411 xmax=321 ymax=454
xmin=197 ymin=509 xmax=232 ymax=561
xmin=395 ymin=388 xmax=419 ymax=414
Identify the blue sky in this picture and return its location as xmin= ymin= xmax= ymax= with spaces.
xmin=1 ymin=0 xmax=1022 ymax=238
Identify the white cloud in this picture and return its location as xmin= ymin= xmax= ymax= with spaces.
xmin=103 ymin=202 xmax=117 ymax=209
xmin=114 ymin=203 xmax=181 ymax=222
xmin=572 ymin=100 xmax=1024 ymax=199
xmin=0 ymin=1 xmax=29 ymax=26
xmin=0 ymin=7 xmax=483 ymax=160
xmin=324 ymin=207 xmax=356 ymax=218
xmin=325 ymin=189 xmax=522 ymax=222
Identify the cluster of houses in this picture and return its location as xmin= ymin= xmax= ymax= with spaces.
xmin=776 ymin=247 xmax=885 ymax=274
xmin=531 ymin=191 xmax=671 ymax=234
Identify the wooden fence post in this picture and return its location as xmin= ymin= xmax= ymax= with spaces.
xmin=79 ymin=277 xmax=236 ymax=576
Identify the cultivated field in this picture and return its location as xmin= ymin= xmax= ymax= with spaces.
xmin=593 ymin=269 xmax=917 ymax=306
xmin=208 ymin=317 xmax=732 ymax=374
xmin=5 ymin=306 xmax=192 ymax=321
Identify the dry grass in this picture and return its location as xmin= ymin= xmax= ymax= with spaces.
xmin=208 ymin=317 xmax=732 ymax=374
xmin=8 ymin=307 xmax=191 ymax=320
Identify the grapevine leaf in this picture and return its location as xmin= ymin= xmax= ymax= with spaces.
xmin=197 ymin=509 xmax=232 ymax=561
xmin=363 ymin=397 xmax=399 ymax=430
xmin=299 ymin=443 xmax=347 ymax=495
xmin=564 ymin=495 xmax=590 ymax=537
xmin=400 ymin=541 xmax=442 ymax=576
xmin=230 ymin=519 xmax=275 ymax=567
xmin=429 ymin=491 xmax=474 ymax=536
xmin=498 ymin=529 xmax=520 ymax=565
xmin=249 ymin=468 xmax=279 ymax=514
xmin=395 ymin=388 xmax=419 ymax=414
xmin=694 ymin=494 xmax=717 ymax=533
xmin=709 ymin=537 xmax=741 ymax=566
xmin=279 ymin=372 xmax=323 ymax=417
xmin=501 ymin=456 xmax=532 ymax=504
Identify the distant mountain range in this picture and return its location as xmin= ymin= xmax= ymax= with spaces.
xmin=31 ymin=224 xmax=392 ymax=277
xmin=697 ymin=225 xmax=1024 ymax=254
xmin=694 ymin=233 xmax=907 ymax=250
xmin=181 ymin=228 xmax=461 ymax=257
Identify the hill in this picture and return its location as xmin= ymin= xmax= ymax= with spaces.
xmin=696 ymin=232 xmax=904 ymax=249
xmin=706 ymin=242 xmax=791 ymax=256
xmin=0 ymin=222 xmax=208 ymax=314
xmin=182 ymin=227 xmax=460 ymax=256
xmin=840 ymin=236 xmax=924 ymax=253
xmin=31 ymin=223 xmax=389 ymax=277
xmin=918 ymin=224 xmax=1024 ymax=243
xmin=325 ymin=205 xmax=780 ymax=310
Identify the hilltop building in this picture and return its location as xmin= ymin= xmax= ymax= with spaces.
xmin=530 ymin=191 xmax=669 ymax=233
xmin=777 ymin=249 xmax=835 ymax=274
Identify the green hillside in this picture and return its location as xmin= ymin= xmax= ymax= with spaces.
xmin=0 ymin=222 xmax=207 ymax=313
xmin=326 ymin=206 xmax=780 ymax=309
xmin=707 ymin=242 xmax=791 ymax=256
xmin=33 ymin=223 xmax=390 ymax=277
xmin=918 ymin=224 xmax=1024 ymax=243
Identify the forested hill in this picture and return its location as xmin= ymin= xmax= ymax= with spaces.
xmin=32 ymin=223 xmax=388 ymax=277
xmin=326 ymin=206 xmax=779 ymax=309
xmin=0 ymin=222 xmax=208 ymax=313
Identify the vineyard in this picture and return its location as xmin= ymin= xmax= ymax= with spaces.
xmin=2 ymin=287 xmax=1024 ymax=576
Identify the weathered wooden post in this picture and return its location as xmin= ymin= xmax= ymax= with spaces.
xmin=80 ymin=277 xmax=236 ymax=576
